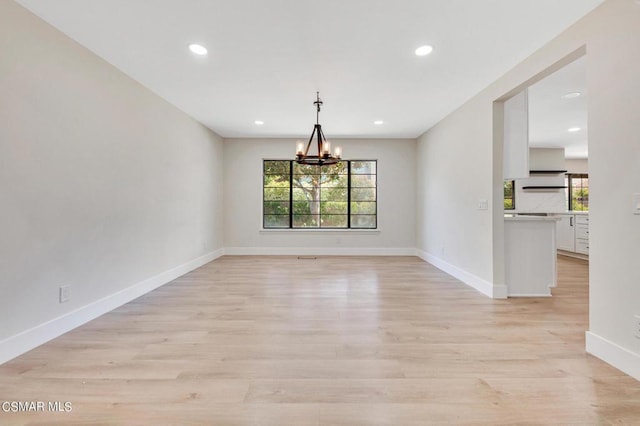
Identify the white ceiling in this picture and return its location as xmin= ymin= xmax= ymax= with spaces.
xmin=15 ymin=0 xmax=604 ymax=139
xmin=529 ymin=57 xmax=588 ymax=159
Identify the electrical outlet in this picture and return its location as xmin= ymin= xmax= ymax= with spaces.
xmin=635 ymin=315 xmax=640 ymax=339
xmin=59 ymin=286 xmax=71 ymax=303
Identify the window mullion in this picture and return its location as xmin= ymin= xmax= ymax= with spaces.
xmin=289 ymin=160 xmax=293 ymax=228
xmin=347 ymin=161 xmax=352 ymax=228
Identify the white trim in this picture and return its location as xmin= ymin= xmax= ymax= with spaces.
xmin=507 ymin=293 xmax=552 ymax=297
xmin=0 ymin=248 xmax=225 ymax=366
xmin=416 ymin=250 xmax=507 ymax=299
xmin=586 ymin=331 xmax=640 ymax=382
xmin=225 ymin=247 xmax=416 ymax=256
xmin=259 ymin=229 xmax=380 ymax=234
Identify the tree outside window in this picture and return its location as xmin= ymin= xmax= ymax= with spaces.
xmin=263 ymin=160 xmax=376 ymax=229
xmin=567 ymin=173 xmax=588 ymax=211
xmin=504 ymin=180 xmax=515 ymax=210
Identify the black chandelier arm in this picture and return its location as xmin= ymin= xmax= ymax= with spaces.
xmin=304 ymin=125 xmax=318 ymax=157
xmin=319 ymin=127 xmax=327 ymax=144
xmin=316 ymin=125 xmax=325 ymax=158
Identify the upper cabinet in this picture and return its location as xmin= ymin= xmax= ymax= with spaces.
xmin=503 ymin=89 xmax=529 ymax=180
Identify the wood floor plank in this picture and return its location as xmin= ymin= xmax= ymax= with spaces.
xmin=0 ymin=255 xmax=639 ymax=425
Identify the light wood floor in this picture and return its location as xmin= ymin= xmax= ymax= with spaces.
xmin=1 ymin=256 xmax=639 ymax=425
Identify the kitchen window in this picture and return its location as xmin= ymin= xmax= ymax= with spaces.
xmin=263 ymin=160 xmax=377 ymax=229
xmin=567 ymin=173 xmax=588 ymax=211
xmin=504 ymin=180 xmax=515 ymax=210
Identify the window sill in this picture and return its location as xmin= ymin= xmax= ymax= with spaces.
xmin=260 ymin=228 xmax=380 ymax=234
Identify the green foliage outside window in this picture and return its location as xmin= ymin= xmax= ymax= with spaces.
xmin=568 ymin=174 xmax=589 ymax=211
xmin=263 ymin=160 xmax=376 ymax=229
xmin=504 ymin=180 xmax=515 ymax=210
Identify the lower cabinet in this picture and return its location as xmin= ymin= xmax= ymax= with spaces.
xmin=556 ymin=213 xmax=588 ymax=256
xmin=556 ymin=215 xmax=575 ymax=252
xmin=575 ymin=215 xmax=590 ymax=255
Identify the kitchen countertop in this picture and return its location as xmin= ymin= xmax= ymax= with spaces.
xmin=551 ymin=211 xmax=589 ymax=215
xmin=507 ymin=211 xmax=589 ymax=216
xmin=504 ymin=214 xmax=561 ymax=221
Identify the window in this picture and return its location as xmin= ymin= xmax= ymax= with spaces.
xmin=567 ymin=173 xmax=588 ymax=211
xmin=263 ymin=160 xmax=377 ymax=229
xmin=504 ymin=180 xmax=515 ymax=210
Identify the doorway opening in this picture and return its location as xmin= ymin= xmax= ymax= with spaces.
xmin=493 ymin=47 xmax=588 ymax=299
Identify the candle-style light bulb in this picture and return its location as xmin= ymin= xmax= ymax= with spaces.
xmin=296 ymin=142 xmax=304 ymax=156
xmin=324 ymin=141 xmax=331 ymax=154
xmin=334 ymin=146 xmax=342 ymax=158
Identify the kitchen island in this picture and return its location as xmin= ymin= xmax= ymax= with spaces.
xmin=504 ymin=214 xmax=560 ymax=297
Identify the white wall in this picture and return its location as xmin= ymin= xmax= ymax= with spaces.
xmin=585 ymin=0 xmax=640 ymax=380
xmin=566 ymin=158 xmax=588 ymax=174
xmin=416 ymin=0 xmax=640 ymax=379
xmin=529 ymin=148 xmax=566 ymax=171
xmin=416 ymin=94 xmax=499 ymax=297
xmin=223 ymin=138 xmax=416 ymax=255
xmin=0 ymin=1 xmax=224 ymax=361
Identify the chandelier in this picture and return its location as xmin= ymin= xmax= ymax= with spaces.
xmin=295 ymin=92 xmax=342 ymax=166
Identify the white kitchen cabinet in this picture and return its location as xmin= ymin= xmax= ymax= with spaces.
xmin=575 ymin=239 xmax=590 ymax=254
xmin=556 ymin=215 xmax=575 ymax=252
xmin=505 ymin=215 xmax=558 ymax=296
xmin=556 ymin=213 xmax=588 ymax=256
xmin=575 ymin=215 xmax=589 ymax=226
xmin=575 ymin=215 xmax=589 ymax=255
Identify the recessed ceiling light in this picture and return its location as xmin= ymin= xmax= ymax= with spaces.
xmin=568 ymin=127 xmax=581 ymax=132
xmin=561 ymin=92 xmax=582 ymax=99
xmin=415 ymin=45 xmax=434 ymax=56
xmin=188 ymin=43 xmax=208 ymax=56
xmin=373 ymin=120 xmax=384 ymax=125
xmin=254 ymin=120 xmax=264 ymax=125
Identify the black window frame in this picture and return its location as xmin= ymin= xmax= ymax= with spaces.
xmin=263 ymin=159 xmax=377 ymax=230
xmin=567 ymin=173 xmax=589 ymax=211
xmin=504 ymin=180 xmax=516 ymax=210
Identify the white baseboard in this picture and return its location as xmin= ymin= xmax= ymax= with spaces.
xmin=0 ymin=248 xmax=225 ymax=366
xmin=224 ymin=247 xmax=417 ymax=256
xmin=586 ymin=331 xmax=640 ymax=381
xmin=416 ymin=250 xmax=507 ymax=299
xmin=507 ymin=293 xmax=552 ymax=297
